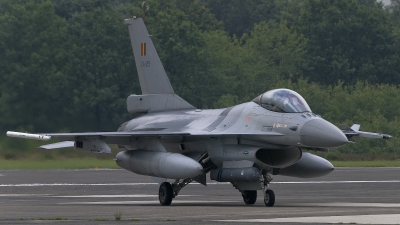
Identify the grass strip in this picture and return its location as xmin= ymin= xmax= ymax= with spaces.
xmin=331 ymin=160 xmax=400 ymax=167
xmin=0 ymin=158 xmax=119 ymax=170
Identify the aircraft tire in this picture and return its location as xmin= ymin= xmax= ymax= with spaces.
xmin=264 ymin=189 xmax=275 ymax=207
xmin=242 ymin=190 xmax=257 ymax=205
xmin=159 ymin=182 xmax=173 ymax=206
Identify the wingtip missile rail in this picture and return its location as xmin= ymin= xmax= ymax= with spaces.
xmin=6 ymin=131 xmax=51 ymax=141
xmin=358 ymin=132 xmax=392 ymax=139
xmin=341 ymin=124 xmax=392 ymax=140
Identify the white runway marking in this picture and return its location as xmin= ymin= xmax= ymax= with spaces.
xmin=0 ymin=194 xmax=195 ymax=198
xmin=51 ymin=194 xmax=196 ymax=198
xmin=0 ymin=194 xmax=50 ymax=197
xmin=291 ymin=202 xmax=400 ymax=208
xmin=1 ymin=180 xmax=400 ymax=187
xmin=0 ymin=182 xmax=227 ymax=187
xmin=61 ymin=200 xmax=236 ymax=205
xmin=216 ymin=214 xmax=400 ymax=224
xmin=57 ymin=200 xmax=400 ymax=208
xmin=274 ymin=180 xmax=400 ymax=184
xmin=0 ymin=183 xmax=159 ymax=187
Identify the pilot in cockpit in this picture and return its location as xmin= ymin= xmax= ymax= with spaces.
xmin=253 ymin=89 xmax=311 ymax=113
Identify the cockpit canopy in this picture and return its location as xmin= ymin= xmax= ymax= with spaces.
xmin=252 ymin=89 xmax=312 ymax=113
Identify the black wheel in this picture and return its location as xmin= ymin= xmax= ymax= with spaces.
xmin=264 ymin=189 xmax=275 ymax=207
xmin=242 ymin=190 xmax=257 ymax=205
xmin=159 ymin=182 xmax=173 ymax=206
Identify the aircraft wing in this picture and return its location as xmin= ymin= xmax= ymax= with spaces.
xmin=6 ymin=131 xmax=190 ymax=152
xmin=40 ymin=131 xmax=190 ymax=139
xmin=7 ymin=131 xmax=190 ymax=142
xmin=7 ymin=130 xmax=282 ymax=141
xmin=6 ymin=130 xmax=283 ymax=151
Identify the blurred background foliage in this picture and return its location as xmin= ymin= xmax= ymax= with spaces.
xmin=1 ymin=0 xmax=400 ymax=160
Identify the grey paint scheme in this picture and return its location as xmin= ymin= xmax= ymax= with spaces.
xmin=127 ymin=94 xmax=194 ymax=113
xmin=116 ymin=150 xmax=203 ymax=179
xmin=124 ymin=18 xmax=174 ymax=95
xmin=124 ymin=17 xmax=194 ymax=112
xmin=278 ymin=152 xmax=336 ymax=178
xmin=6 ymin=17 xmax=392 ymax=200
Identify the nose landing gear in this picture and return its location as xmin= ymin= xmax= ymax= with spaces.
xmin=264 ymin=189 xmax=275 ymax=206
xmin=260 ymin=172 xmax=275 ymax=207
xmin=237 ymin=171 xmax=276 ymax=207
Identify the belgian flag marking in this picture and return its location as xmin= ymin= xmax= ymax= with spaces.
xmin=141 ymin=43 xmax=146 ymax=56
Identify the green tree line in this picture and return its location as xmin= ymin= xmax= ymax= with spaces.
xmin=1 ymin=0 xmax=400 ymax=156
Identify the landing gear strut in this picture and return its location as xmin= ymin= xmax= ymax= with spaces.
xmin=157 ymin=152 xmax=216 ymax=206
xmin=157 ymin=178 xmax=192 ymax=206
xmin=260 ymin=172 xmax=275 ymax=207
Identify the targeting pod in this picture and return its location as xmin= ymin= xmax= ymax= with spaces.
xmin=210 ymin=167 xmax=260 ymax=182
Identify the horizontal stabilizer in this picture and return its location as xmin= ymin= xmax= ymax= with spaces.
xmin=341 ymin=124 xmax=352 ymax=131
xmin=351 ymin=124 xmax=360 ymax=131
xmin=39 ymin=141 xmax=74 ymax=149
xmin=127 ymin=94 xmax=194 ymax=113
xmin=341 ymin=124 xmax=361 ymax=132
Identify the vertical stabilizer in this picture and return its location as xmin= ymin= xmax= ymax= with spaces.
xmin=124 ymin=17 xmax=195 ymax=112
xmin=124 ymin=17 xmax=174 ymax=94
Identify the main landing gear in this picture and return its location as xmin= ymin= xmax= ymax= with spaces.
xmin=158 ymin=153 xmax=216 ymax=206
xmin=158 ymin=176 xmax=208 ymax=206
xmin=242 ymin=190 xmax=257 ymax=205
xmin=159 ymin=182 xmax=173 ymax=205
xmin=158 ymin=175 xmax=199 ymax=206
xmin=158 ymin=178 xmax=196 ymax=206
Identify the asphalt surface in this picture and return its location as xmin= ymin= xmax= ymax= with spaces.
xmin=0 ymin=167 xmax=400 ymax=224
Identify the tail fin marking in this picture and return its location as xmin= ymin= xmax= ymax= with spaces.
xmin=124 ymin=17 xmax=195 ymax=112
xmin=124 ymin=17 xmax=174 ymax=95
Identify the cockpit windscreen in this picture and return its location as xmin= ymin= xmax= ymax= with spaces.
xmin=253 ymin=89 xmax=311 ymax=113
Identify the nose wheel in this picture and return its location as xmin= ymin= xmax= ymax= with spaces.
xmin=260 ymin=172 xmax=275 ymax=207
xmin=264 ymin=189 xmax=275 ymax=207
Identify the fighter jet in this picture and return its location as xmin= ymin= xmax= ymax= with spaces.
xmin=7 ymin=17 xmax=392 ymax=207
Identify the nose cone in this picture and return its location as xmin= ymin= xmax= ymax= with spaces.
xmin=301 ymin=119 xmax=348 ymax=148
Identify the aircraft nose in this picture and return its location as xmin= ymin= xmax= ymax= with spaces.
xmin=300 ymin=119 xmax=348 ymax=148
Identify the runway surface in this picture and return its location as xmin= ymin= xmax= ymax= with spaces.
xmin=0 ymin=167 xmax=400 ymax=224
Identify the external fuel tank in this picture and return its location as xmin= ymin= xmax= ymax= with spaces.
xmin=116 ymin=150 xmax=203 ymax=179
